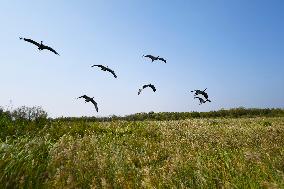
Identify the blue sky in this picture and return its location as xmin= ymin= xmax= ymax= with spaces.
xmin=0 ymin=0 xmax=283 ymax=117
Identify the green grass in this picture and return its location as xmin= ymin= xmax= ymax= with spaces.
xmin=1 ymin=117 xmax=284 ymax=188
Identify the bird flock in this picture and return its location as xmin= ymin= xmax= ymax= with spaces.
xmin=19 ymin=37 xmax=211 ymax=113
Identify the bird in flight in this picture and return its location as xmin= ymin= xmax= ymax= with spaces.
xmin=77 ymin=95 xmax=98 ymax=112
xmin=194 ymin=96 xmax=211 ymax=105
xmin=19 ymin=37 xmax=59 ymax=55
xmin=138 ymin=84 xmax=156 ymax=95
xmin=91 ymin=65 xmax=117 ymax=78
xmin=191 ymin=88 xmax=209 ymax=99
xmin=143 ymin=55 xmax=166 ymax=63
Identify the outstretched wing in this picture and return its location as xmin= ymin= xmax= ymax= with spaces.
xmin=106 ymin=68 xmax=117 ymax=78
xmin=91 ymin=65 xmax=104 ymax=69
xmin=142 ymin=84 xmax=149 ymax=89
xmin=43 ymin=45 xmax=59 ymax=55
xmin=110 ymin=70 xmax=117 ymax=78
xmin=194 ymin=97 xmax=201 ymax=104
xmin=20 ymin=37 xmax=40 ymax=47
xmin=194 ymin=96 xmax=201 ymax=100
xmin=192 ymin=90 xmax=203 ymax=95
xmin=90 ymin=99 xmax=98 ymax=112
xmin=149 ymin=84 xmax=156 ymax=92
xmin=142 ymin=84 xmax=156 ymax=92
xmin=78 ymin=95 xmax=89 ymax=99
xmin=194 ymin=96 xmax=206 ymax=104
xmin=200 ymin=92 xmax=209 ymax=99
xmin=143 ymin=55 xmax=156 ymax=62
xmin=158 ymin=57 xmax=166 ymax=63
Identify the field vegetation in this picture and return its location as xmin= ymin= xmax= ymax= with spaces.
xmin=0 ymin=107 xmax=284 ymax=188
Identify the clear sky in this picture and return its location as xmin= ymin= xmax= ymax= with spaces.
xmin=0 ymin=0 xmax=283 ymax=117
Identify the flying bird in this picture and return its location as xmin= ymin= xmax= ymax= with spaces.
xmin=194 ymin=96 xmax=211 ymax=105
xmin=91 ymin=65 xmax=117 ymax=78
xmin=143 ymin=84 xmax=156 ymax=91
xmin=19 ymin=37 xmax=59 ymax=55
xmin=143 ymin=55 xmax=159 ymax=62
xmin=143 ymin=55 xmax=166 ymax=63
xmin=191 ymin=88 xmax=209 ymax=99
xmin=138 ymin=84 xmax=156 ymax=95
xmin=77 ymin=95 xmax=98 ymax=112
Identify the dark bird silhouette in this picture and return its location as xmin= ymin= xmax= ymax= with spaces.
xmin=91 ymin=65 xmax=117 ymax=78
xmin=138 ymin=88 xmax=142 ymax=95
xmin=77 ymin=95 xmax=98 ymax=112
xmin=143 ymin=84 xmax=156 ymax=91
xmin=194 ymin=96 xmax=211 ymax=105
xmin=138 ymin=84 xmax=156 ymax=95
xmin=19 ymin=37 xmax=59 ymax=55
xmin=200 ymin=91 xmax=209 ymax=99
xmin=143 ymin=55 xmax=166 ymax=63
xmin=191 ymin=88 xmax=209 ymax=99
xmin=157 ymin=57 xmax=167 ymax=63
xmin=143 ymin=55 xmax=159 ymax=62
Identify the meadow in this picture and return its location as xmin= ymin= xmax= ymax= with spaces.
xmin=0 ymin=107 xmax=284 ymax=188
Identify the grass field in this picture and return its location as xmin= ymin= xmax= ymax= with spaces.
xmin=1 ymin=114 xmax=284 ymax=188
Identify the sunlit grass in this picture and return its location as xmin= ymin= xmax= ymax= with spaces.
xmin=1 ymin=117 xmax=284 ymax=188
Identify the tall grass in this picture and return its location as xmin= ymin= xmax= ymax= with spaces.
xmin=0 ymin=107 xmax=284 ymax=188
